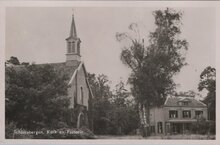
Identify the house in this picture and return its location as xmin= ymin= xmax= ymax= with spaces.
xmin=149 ymin=96 xmax=207 ymax=135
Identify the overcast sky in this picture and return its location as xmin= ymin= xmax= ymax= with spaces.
xmin=5 ymin=7 xmax=215 ymax=96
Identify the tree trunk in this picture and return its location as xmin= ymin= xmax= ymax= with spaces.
xmin=138 ymin=103 xmax=149 ymax=137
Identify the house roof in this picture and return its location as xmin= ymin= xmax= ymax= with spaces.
xmin=164 ymin=97 xmax=207 ymax=107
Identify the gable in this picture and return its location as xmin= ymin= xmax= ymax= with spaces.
xmin=68 ymin=62 xmax=93 ymax=99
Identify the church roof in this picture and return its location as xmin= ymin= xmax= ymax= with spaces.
xmin=38 ymin=62 xmax=81 ymax=80
xmin=6 ymin=61 xmax=80 ymax=83
xmin=6 ymin=61 xmax=94 ymax=98
xmin=164 ymin=97 xmax=207 ymax=107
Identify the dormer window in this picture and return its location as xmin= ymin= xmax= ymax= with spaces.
xmin=178 ymin=100 xmax=190 ymax=106
xmin=183 ymin=101 xmax=189 ymax=106
xmin=178 ymin=102 xmax=183 ymax=106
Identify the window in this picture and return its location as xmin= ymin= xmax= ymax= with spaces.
xmin=195 ymin=110 xmax=203 ymax=118
xmin=157 ymin=122 xmax=163 ymax=133
xmin=71 ymin=42 xmax=75 ymax=53
xmin=77 ymin=43 xmax=80 ymax=54
xmin=178 ymin=102 xmax=183 ymax=106
xmin=178 ymin=100 xmax=190 ymax=106
xmin=67 ymin=42 xmax=76 ymax=53
xmin=183 ymin=101 xmax=189 ymax=106
xmin=80 ymin=87 xmax=84 ymax=105
xmin=68 ymin=43 xmax=71 ymax=53
xmin=182 ymin=110 xmax=191 ymax=118
xmin=169 ymin=110 xmax=178 ymax=118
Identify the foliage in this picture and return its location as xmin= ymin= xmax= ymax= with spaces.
xmin=6 ymin=56 xmax=20 ymax=65
xmin=5 ymin=59 xmax=71 ymax=131
xmin=109 ymin=81 xmax=139 ymax=135
xmin=175 ymin=90 xmax=202 ymax=98
xmin=191 ymin=117 xmax=212 ymax=135
xmin=116 ymin=8 xmax=188 ymax=136
xmin=198 ymin=66 xmax=216 ymax=121
xmin=87 ymin=73 xmax=113 ymax=134
xmin=198 ymin=66 xmax=216 ymax=135
xmin=5 ymin=122 xmax=33 ymax=139
xmin=88 ymin=74 xmax=139 ymax=135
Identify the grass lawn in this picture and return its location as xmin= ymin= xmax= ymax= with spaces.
xmin=96 ymin=134 xmax=215 ymax=140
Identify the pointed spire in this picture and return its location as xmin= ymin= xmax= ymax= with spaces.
xmin=66 ymin=11 xmax=81 ymax=65
xmin=69 ymin=11 xmax=77 ymax=38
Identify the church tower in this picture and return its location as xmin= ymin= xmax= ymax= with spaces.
xmin=66 ymin=13 xmax=81 ymax=66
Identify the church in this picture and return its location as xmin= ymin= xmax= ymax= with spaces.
xmin=40 ymin=14 xmax=94 ymax=130
xmin=64 ymin=13 xmax=94 ymax=130
xmin=6 ymin=13 xmax=94 ymax=133
xmin=5 ymin=13 xmax=94 ymax=136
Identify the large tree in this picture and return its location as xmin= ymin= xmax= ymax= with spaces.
xmin=116 ymin=8 xmax=188 ymax=136
xmin=198 ymin=66 xmax=216 ymax=121
xmin=5 ymin=61 xmax=70 ymax=130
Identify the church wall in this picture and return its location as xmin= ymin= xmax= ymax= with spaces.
xmin=67 ymin=75 xmax=77 ymax=109
xmin=76 ymin=65 xmax=89 ymax=109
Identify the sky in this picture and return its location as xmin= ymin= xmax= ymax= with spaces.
xmin=5 ymin=7 xmax=215 ymax=97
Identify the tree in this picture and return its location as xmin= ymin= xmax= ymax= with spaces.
xmin=6 ymin=56 xmax=20 ymax=65
xmin=5 ymin=61 xmax=70 ymax=130
xmin=175 ymin=90 xmax=202 ymax=98
xmin=88 ymin=74 xmax=139 ymax=135
xmin=87 ymin=73 xmax=113 ymax=134
xmin=110 ymin=81 xmax=139 ymax=135
xmin=116 ymin=8 xmax=188 ymax=136
xmin=198 ymin=66 xmax=216 ymax=121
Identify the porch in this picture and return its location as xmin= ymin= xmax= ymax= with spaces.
xmin=165 ymin=120 xmax=197 ymax=134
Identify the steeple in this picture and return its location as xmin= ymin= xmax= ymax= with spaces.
xmin=69 ymin=13 xmax=77 ymax=38
xmin=66 ymin=12 xmax=81 ymax=66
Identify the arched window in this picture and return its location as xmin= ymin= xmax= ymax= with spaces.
xmin=80 ymin=87 xmax=84 ymax=105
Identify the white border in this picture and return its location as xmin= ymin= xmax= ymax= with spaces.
xmin=0 ymin=1 xmax=219 ymax=145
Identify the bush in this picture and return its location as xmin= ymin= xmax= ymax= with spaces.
xmin=191 ymin=117 xmax=213 ymax=135
xmin=5 ymin=122 xmax=16 ymax=139
xmin=5 ymin=122 xmax=33 ymax=139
